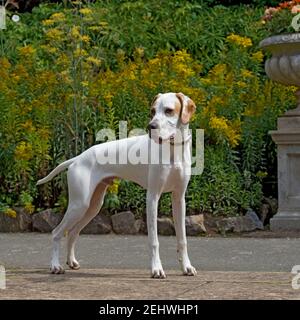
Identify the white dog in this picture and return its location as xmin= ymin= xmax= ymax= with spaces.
xmin=37 ymin=92 xmax=197 ymax=278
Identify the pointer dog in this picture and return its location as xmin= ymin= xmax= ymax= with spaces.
xmin=37 ymin=92 xmax=197 ymax=278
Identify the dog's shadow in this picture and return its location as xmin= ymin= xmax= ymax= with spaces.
xmin=9 ymin=268 xmax=153 ymax=284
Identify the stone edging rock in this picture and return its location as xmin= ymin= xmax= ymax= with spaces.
xmin=0 ymin=205 xmax=272 ymax=235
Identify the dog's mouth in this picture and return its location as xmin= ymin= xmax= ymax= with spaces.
xmin=150 ymin=134 xmax=175 ymax=144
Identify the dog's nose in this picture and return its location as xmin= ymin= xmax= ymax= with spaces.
xmin=148 ymin=123 xmax=158 ymax=131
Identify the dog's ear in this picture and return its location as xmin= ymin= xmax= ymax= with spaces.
xmin=151 ymin=93 xmax=161 ymax=107
xmin=176 ymin=93 xmax=196 ymax=124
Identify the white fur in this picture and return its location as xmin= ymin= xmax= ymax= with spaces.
xmin=37 ymin=92 xmax=196 ymax=278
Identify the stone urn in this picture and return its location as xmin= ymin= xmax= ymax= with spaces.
xmin=260 ymin=33 xmax=300 ymax=230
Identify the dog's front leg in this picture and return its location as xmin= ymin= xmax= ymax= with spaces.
xmin=172 ymin=192 xmax=197 ymax=276
xmin=146 ymin=191 xmax=166 ymax=279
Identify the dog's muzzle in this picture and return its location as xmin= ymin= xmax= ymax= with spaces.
xmin=148 ymin=122 xmax=159 ymax=139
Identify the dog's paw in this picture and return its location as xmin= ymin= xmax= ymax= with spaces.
xmin=50 ymin=264 xmax=65 ymax=274
xmin=151 ymin=260 xmax=166 ymax=279
xmin=151 ymin=268 xmax=166 ymax=279
xmin=182 ymin=265 xmax=197 ymax=276
xmin=66 ymin=260 xmax=80 ymax=270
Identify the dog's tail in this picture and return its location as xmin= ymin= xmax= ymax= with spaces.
xmin=36 ymin=157 xmax=76 ymax=186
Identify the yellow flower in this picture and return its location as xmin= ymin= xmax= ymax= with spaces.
xmin=79 ymin=8 xmax=92 ymax=15
xmin=50 ymin=12 xmax=66 ymax=22
xmin=57 ymin=53 xmax=69 ymax=67
xmin=71 ymin=26 xmax=81 ymax=38
xmin=251 ymin=51 xmax=264 ymax=63
xmin=46 ymin=28 xmax=64 ymax=40
xmin=81 ymin=35 xmax=90 ymax=43
xmin=241 ymin=69 xmax=253 ymax=78
xmin=88 ymin=26 xmax=101 ymax=32
xmin=210 ymin=116 xmax=240 ymax=147
xmin=42 ymin=19 xmax=55 ymax=26
xmin=24 ymin=203 xmax=35 ymax=214
xmin=107 ymin=179 xmax=120 ymax=194
xmin=14 ymin=64 xmax=28 ymax=78
xmin=209 ymin=96 xmax=224 ymax=108
xmin=21 ymin=120 xmax=35 ymax=132
xmin=4 ymin=208 xmax=17 ymax=219
xmin=11 ymin=73 xmax=20 ymax=83
xmin=104 ymin=93 xmax=114 ymax=102
xmin=201 ymin=78 xmax=212 ymax=85
xmin=226 ymin=34 xmax=253 ymax=48
xmin=40 ymin=45 xmax=57 ymax=54
xmin=0 ymin=57 xmax=11 ymax=69
xmin=38 ymin=128 xmax=51 ymax=140
xmin=236 ymin=81 xmax=247 ymax=88
xmin=73 ymin=47 xmax=88 ymax=58
xmin=135 ymin=47 xmax=144 ymax=57
xmin=99 ymin=21 xmax=108 ymax=27
xmin=81 ymin=81 xmax=89 ymax=87
xmin=210 ymin=63 xmax=227 ymax=76
xmin=59 ymin=70 xmax=72 ymax=84
xmin=15 ymin=141 xmax=33 ymax=161
xmin=210 ymin=116 xmax=229 ymax=131
xmin=18 ymin=45 xmax=36 ymax=58
xmin=86 ymin=56 xmax=102 ymax=66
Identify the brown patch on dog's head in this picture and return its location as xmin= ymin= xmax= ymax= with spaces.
xmin=174 ymin=100 xmax=182 ymax=116
xmin=150 ymin=93 xmax=161 ymax=117
xmin=151 ymin=94 xmax=161 ymax=108
xmin=176 ymin=93 xmax=196 ymax=124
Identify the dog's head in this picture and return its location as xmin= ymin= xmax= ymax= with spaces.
xmin=148 ymin=92 xmax=196 ymax=144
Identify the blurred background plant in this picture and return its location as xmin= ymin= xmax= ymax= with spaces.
xmin=262 ymin=0 xmax=300 ymax=33
xmin=0 ymin=0 xmax=295 ymax=218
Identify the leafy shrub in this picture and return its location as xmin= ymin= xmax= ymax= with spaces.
xmin=0 ymin=0 xmax=295 ymax=216
xmin=203 ymin=0 xmax=280 ymax=6
xmin=261 ymin=1 xmax=300 ymax=34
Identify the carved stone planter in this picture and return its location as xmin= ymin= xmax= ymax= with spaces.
xmin=260 ymin=34 xmax=300 ymax=230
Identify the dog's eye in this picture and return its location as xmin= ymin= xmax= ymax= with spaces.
xmin=165 ymin=108 xmax=174 ymax=115
xmin=150 ymin=109 xmax=156 ymax=117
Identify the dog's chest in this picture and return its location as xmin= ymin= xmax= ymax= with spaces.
xmin=160 ymin=164 xmax=186 ymax=192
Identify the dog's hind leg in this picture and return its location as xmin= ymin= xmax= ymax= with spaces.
xmin=66 ymin=181 xmax=109 ymax=270
xmin=51 ymin=204 xmax=89 ymax=274
xmin=50 ymin=165 xmax=100 ymax=274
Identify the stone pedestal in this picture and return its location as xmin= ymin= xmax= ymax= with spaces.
xmin=260 ymin=34 xmax=300 ymax=230
xmin=269 ymin=107 xmax=300 ymax=230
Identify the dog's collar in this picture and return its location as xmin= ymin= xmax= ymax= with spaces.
xmin=170 ymin=133 xmax=192 ymax=146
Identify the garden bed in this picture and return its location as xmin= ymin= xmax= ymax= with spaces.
xmin=0 ymin=1 xmax=295 ymax=227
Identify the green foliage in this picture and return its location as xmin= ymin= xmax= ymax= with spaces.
xmin=187 ymin=147 xmax=263 ymax=215
xmin=117 ymin=181 xmax=146 ymax=217
xmin=2 ymin=0 xmax=269 ymax=70
xmin=201 ymin=0 xmax=280 ymax=6
xmin=0 ymin=0 xmax=293 ymax=217
xmin=263 ymin=8 xmax=295 ymax=34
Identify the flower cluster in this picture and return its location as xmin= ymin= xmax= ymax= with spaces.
xmin=4 ymin=208 xmax=17 ymax=219
xmin=107 ymin=179 xmax=120 ymax=194
xmin=0 ymin=3 xmax=297 ymax=215
xmin=263 ymin=0 xmax=300 ymax=21
xmin=226 ymin=34 xmax=253 ymax=48
xmin=209 ymin=116 xmax=241 ymax=147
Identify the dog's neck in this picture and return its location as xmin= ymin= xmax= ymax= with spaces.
xmin=171 ymin=123 xmax=191 ymax=146
xmin=169 ymin=124 xmax=191 ymax=165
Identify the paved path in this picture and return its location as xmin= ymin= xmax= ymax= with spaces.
xmin=1 ymin=269 xmax=298 ymax=300
xmin=0 ymin=233 xmax=300 ymax=299
xmin=1 ymin=233 xmax=300 ymax=271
